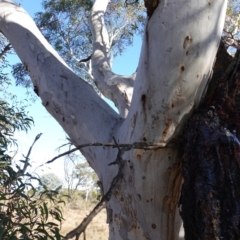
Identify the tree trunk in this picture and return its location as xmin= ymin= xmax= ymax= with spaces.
xmin=0 ymin=0 xmax=228 ymax=239
xmin=180 ymin=49 xmax=240 ymax=240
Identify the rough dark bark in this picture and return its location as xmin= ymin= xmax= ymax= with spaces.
xmin=180 ymin=49 xmax=240 ymax=239
xmin=204 ymin=40 xmax=233 ymax=101
xmin=144 ymin=0 xmax=160 ymax=17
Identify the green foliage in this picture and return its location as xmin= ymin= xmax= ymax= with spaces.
xmin=104 ymin=0 xmax=145 ymax=57
xmin=34 ymin=0 xmax=144 ymax=62
xmin=0 ymin=156 xmax=64 ymax=240
xmin=0 ymin=96 xmax=64 ymax=239
xmin=0 ymin=33 xmax=12 ymax=91
xmin=12 ymin=62 xmax=31 ymax=88
xmin=224 ymin=0 xmax=240 ymax=50
xmin=11 ymin=0 xmax=239 ymax=91
xmin=13 ymin=0 xmax=145 ymax=89
xmin=74 ymin=161 xmax=98 ymax=189
xmin=0 ymin=135 xmax=65 ymax=239
xmin=0 ymin=25 xmax=66 ymax=240
xmin=0 ymin=100 xmax=33 ymax=150
xmin=34 ymin=0 xmax=93 ymax=72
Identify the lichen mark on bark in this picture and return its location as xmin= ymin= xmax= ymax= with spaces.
xmin=179 ymin=50 xmax=240 ymax=240
xmin=144 ymin=0 xmax=160 ymax=17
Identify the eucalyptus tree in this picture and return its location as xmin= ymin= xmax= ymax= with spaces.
xmin=0 ymin=0 xmax=237 ymax=239
xmin=64 ymin=152 xmax=98 ymax=198
xmin=39 ymin=172 xmax=63 ymax=191
xmin=13 ymin=0 xmax=145 ymax=91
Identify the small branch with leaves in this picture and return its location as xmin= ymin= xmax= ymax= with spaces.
xmin=0 ymin=43 xmax=11 ymax=59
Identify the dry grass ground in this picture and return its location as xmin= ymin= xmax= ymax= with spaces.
xmin=60 ymin=198 xmax=108 ymax=240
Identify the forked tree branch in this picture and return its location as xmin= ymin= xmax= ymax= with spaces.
xmin=0 ymin=0 xmax=121 ymax=148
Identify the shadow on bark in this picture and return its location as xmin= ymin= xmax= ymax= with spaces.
xmin=179 ymin=44 xmax=240 ymax=239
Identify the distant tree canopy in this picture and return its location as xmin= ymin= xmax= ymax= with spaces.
xmin=40 ymin=172 xmax=63 ymax=191
xmin=223 ymin=0 xmax=240 ymax=50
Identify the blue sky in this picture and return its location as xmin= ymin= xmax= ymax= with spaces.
xmin=4 ymin=0 xmax=142 ymax=181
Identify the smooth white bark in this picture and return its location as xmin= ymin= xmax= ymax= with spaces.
xmin=89 ymin=0 xmax=134 ymax=117
xmin=0 ymin=0 xmax=121 ymax=173
xmin=122 ymin=0 xmax=227 ymax=144
xmin=110 ymin=0 xmax=228 ymax=239
xmin=0 ymin=0 xmax=228 ymax=239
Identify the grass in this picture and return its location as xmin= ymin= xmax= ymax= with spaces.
xmin=60 ymin=196 xmax=108 ymax=240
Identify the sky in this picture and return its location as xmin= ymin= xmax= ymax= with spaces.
xmin=3 ymin=0 xmax=142 ymax=183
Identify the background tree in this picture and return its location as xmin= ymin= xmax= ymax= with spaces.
xmin=0 ymin=0 xmax=237 ymax=239
xmin=64 ymin=152 xmax=98 ymax=200
xmin=39 ymin=172 xmax=63 ymax=191
xmin=223 ymin=0 xmax=240 ymax=50
xmin=12 ymin=0 xmax=145 ymax=94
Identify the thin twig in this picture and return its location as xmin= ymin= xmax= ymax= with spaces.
xmin=64 ymin=139 xmax=128 ymax=240
xmin=44 ymin=141 xmax=177 ymax=166
xmin=17 ymin=133 xmax=42 ymax=176
xmin=64 ymin=200 xmax=106 ymax=240
xmin=46 ymin=140 xmax=177 ymax=239
xmin=4 ymin=134 xmax=42 ymax=187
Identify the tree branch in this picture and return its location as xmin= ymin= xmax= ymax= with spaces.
xmin=43 ymin=141 xmax=177 ymax=166
xmin=89 ymin=0 xmax=134 ymax=117
xmin=0 ymin=0 xmax=121 ymax=148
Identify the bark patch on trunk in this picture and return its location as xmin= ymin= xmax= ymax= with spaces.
xmin=180 ymin=50 xmax=240 ymax=239
xmin=163 ymin=162 xmax=182 ymax=240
